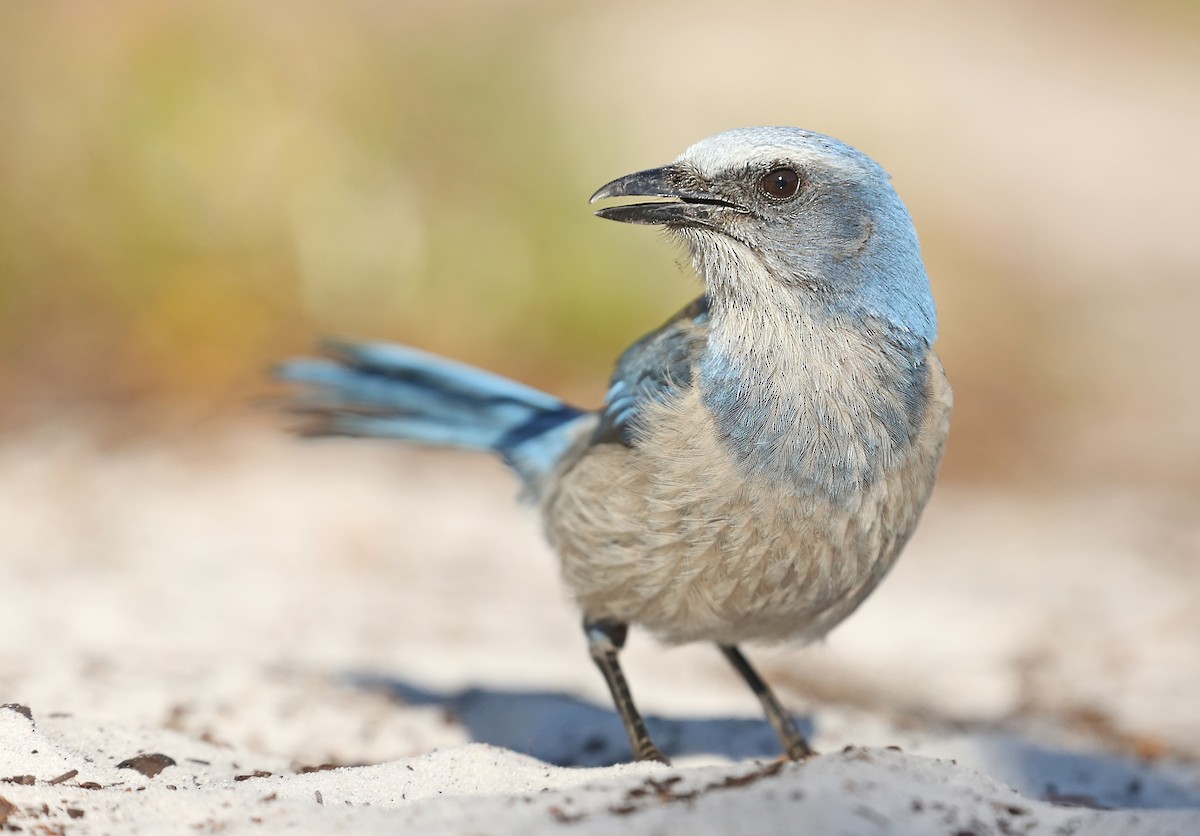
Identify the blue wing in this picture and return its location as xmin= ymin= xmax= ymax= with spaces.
xmin=594 ymin=295 xmax=711 ymax=446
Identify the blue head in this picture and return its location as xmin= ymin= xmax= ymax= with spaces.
xmin=592 ymin=127 xmax=936 ymax=344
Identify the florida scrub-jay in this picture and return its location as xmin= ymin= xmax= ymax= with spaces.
xmin=278 ymin=126 xmax=952 ymax=764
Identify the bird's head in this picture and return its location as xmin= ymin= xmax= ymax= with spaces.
xmin=591 ymin=127 xmax=936 ymax=344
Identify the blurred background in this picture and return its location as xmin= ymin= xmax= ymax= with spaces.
xmin=0 ymin=0 xmax=1197 ymax=492
xmin=2 ymin=0 xmax=1200 ymax=781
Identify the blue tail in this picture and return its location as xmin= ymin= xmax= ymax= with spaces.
xmin=277 ymin=340 xmax=589 ymax=493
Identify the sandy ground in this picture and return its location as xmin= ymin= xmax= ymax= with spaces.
xmin=1 ymin=424 xmax=1198 ymax=834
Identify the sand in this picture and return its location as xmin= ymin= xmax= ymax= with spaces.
xmin=1 ymin=425 xmax=1198 ymax=834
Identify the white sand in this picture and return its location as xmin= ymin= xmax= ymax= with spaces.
xmin=1 ymin=425 xmax=1198 ymax=833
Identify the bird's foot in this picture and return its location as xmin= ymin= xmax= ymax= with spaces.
xmin=633 ymin=741 xmax=671 ymax=765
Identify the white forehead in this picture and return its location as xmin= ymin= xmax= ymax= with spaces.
xmin=675 ymin=126 xmax=888 ymax=181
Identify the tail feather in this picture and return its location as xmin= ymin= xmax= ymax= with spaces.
xmin=276 ymin=340 xmax=590 ymax=492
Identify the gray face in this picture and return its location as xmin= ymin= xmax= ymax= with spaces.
xmin=591 ymin=127 xmax=937 ymax=343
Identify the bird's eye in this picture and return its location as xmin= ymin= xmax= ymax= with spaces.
xmin=759 ymin=167 xmax=800 ymax=200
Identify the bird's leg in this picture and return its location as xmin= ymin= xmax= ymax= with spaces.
xmin=584 ymin=618 xmax=669 ymax=764
xmin=718 ymin=644 xmax=813 ymax=760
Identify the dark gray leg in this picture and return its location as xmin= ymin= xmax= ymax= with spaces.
xmin=584 ymin=618 xmax=669 ymax=764
xmin=719 ymin=644 xmax=813 ymax=760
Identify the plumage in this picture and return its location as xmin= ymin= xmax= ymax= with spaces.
xmin=277 ymin=340 xmax=586 ymax=491
xmin=277 ymin=126 xmax=951 ymax=764
xmin=593 ymin=295 xmax=710 ymax=446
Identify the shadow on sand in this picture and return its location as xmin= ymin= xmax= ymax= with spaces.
xmin=348 ymin=672 xmax=810 ymax=767
xmin=348 ymin=672 xmax=1200 ymax=811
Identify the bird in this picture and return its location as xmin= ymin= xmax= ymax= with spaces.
xmin=277 ymin=126 xmax=952 ymax=764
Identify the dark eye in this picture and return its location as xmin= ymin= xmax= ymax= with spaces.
xmin=759 ymin=167 xmax=800 ymax=200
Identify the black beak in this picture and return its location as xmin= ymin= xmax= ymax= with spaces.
xmin=589 ymin=165 xmax=743 ymax=227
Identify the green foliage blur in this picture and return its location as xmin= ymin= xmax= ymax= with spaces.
xmin=0 ymin=2 xmax=697 ymax=419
